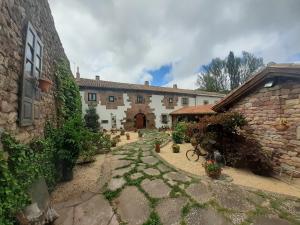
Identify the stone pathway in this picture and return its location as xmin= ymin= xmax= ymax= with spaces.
xmin=55 ymin=130 xmax=300 ymax=225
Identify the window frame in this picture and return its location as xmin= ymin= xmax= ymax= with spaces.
xmin=88 ymin=93 xmax=97 ymax=101
xmin=136 ymin=95 xmax=144 ymax=104
xmin=168 ymin=97 xmax=173 ymax=104
xmin=182 ymin=97 xmax=189 ymax=106
xmin=108 ymin=96 xmax=115 ymax=102
xmin=19 ymin=22 xmax=44 ymax=126
xmin=161 ymin=114 xmax=169 ymax=124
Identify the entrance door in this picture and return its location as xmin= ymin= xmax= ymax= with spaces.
xmin=135 ymin=113 xmax=146 ymax=129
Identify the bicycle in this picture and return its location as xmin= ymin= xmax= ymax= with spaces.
xmin=186 ymin=144 xmax=206 ymax=161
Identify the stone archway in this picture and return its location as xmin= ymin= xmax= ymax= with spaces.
xmin=135 ymin=113 xmax=146 ymax=129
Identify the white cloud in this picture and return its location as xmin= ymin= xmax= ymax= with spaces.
xmin=49 ymin=0 xmax=300 ymax=88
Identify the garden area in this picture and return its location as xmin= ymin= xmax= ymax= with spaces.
xmin=156 ymin=114 xmax=300 ymax=198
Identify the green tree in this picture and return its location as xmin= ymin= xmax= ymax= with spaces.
xmin=197 ymin=51 xmax=264 ymax=92
xmin=84 ymin=107 xmax=100 ymax=132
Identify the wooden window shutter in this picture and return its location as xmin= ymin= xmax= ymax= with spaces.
xmin=19 ymin=22 xmax=43 ymax=126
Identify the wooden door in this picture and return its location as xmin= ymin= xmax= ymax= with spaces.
xmin=135 ymin=113 xmax=145 ymax=129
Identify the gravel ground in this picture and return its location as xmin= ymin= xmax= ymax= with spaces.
xmin=159 ymin=141 xmax=300 ymax=198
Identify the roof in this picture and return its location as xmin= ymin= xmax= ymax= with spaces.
xmin=170 ymin=104 xmax=216 ymax=115
xmin=76 ymin=78 xmax=225 ymax=97
xmin=213 ymin=63 xmax=300 ymax=112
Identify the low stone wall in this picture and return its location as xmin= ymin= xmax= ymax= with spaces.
xmin=229 ymin=78 xmax=300 ymax=172
xmin=0 ymin=0 xmax=67 ymax=142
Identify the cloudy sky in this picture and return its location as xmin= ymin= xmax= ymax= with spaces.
xmin=49 ymin=0 xmax=300 ymax=89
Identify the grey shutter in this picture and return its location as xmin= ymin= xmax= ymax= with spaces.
xmin=19 ymin=22 xmax=42 ymax=126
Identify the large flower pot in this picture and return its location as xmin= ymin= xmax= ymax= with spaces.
xmin=205 ymin=168 xmax=221 ymax=179
xmin=155 ymin=144 xmax=160 ymax=153
xmin=274 ymin=124 xmax=289 ymax=131
xmin=38 ymin=78 xmax=53 ymax=92
xmin=62 ymin=161 xmax=74 ymax=181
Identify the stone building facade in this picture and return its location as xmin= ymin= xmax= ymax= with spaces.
xmin=77 ymin=75 xmax=224 ymax=131
xmin=0 ymin=0 xmax=67 ymax=142
xmin=213 ymin=64 xmax=300 ymax=173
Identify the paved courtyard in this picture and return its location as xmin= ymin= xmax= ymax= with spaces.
xmin=55 ymin=130 xmax=300 ymax=225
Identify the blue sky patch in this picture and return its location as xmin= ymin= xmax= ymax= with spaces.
xmin=147 ymin=64 xmax=172 ymax=86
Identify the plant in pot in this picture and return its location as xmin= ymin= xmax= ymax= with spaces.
xmin=138 ymin=130 xmax=143 ymax=138
xmin=111 ymin=138 xmax=117 ymax=147
xmin=38 ymin=77 xmax=53 ymax=92
xmin=274 ymin=118 xmax=289 ymax=131
xmin=155 ymin=138 xmax=162 ymax=153
xmin=126 ymin=133 xmax=130 ymax=140
xmin=120 ymin=128 xmax=125 ymax=135
xmin=203 ymin=160 xmax=222 ymax=179
xmin=172 ymin=144 xmax=180 ymax=153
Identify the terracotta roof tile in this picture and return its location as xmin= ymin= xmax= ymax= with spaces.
xmin=76 ymin=78 xmax=225 ymax=97
xmin=170 ymin=104 xmax=216 ymax=115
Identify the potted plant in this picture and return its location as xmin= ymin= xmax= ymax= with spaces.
xmin=203 ymin=160 xmax=222 ymax=179
xmin=155 ymin=138 xmax=162 ymax=153
xmin=120 ymin=128 xmax=125 ymax=135
xmin=274 ymin=118 xmax=289 ymax=131
xmin=38 ymin=77 xmax=53 ymax=92
xmin=138 ymin=130 xmax=143 ymax=138
xmin=126 ymin=133 xmax=130 ymax=140
xmin=172 ymin=144 xmax=180 ymax=153
xmin=111 ymin=138 xmax=117 ymax=147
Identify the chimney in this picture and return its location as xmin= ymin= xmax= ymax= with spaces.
xmin=95 ymin=75 xmax=100 ymax=80
xmin=173 ymin=84 xmax=177 ymax=88
xmin=144 ymin=81 xmax=149 ymax=86
xmin=76 ymin=66 xmax=80 ymax=79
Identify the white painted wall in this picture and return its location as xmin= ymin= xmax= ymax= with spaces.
xmin=80 ymin=91 xmax=131 ymax=130
xmin=81 ymin=90 xmax=223 ymax=130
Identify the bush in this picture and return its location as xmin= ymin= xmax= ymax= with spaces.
xmin=172 ymin=122 xmax=188 ymax=144
xmin=84 ymin=107 xmax=100 ymax=132
xmin=186 ymin=112 xmax=273 ymax=176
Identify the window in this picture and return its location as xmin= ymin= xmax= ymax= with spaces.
xmin=137 ymin=95 xmax=144 ymax=104
xmin=101 ymin=120 xmax=109 ymax=124
xmin=109 ymin=96 xmax=115 ymax=102
xmin=88 ymin=93 xmax=97 ymax=101
xmin=203 ymin=100 xmax=209 ymax=105
xmin=161 ymin=114 xmax=168 ymax=124
xmin=182 ymin=97 xmax=189 ymax=106
xmin=169 ymin=97 xmax=173 ymax=104
xmin=19 ymin=22 xmax=44 ymax=126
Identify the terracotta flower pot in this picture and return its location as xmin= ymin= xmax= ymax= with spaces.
xmin=274 ymin=124 xmax=289 ymax=131
xmin=205 ymin=168 xmax=221 ymax=179
xmin=155 ymin=143 xmax=160 ymax=153
xmin=38 ymin=77 xmax=52 ymax=92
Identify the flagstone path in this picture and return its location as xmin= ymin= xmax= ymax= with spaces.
xmin=55 ymin=130 xmax=300 ymax=225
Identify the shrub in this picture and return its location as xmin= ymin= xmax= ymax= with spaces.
xmin=172 ymin=122 xmax=188 ymax=144
xmin=186 ymin=112 xmax=273 ymax=176
xmin=172 ymin=131 xmax=183 ymax=144
xmin=84 ymin=107 xmax=100 ymax=132
xmin=120 ymin=128 xmax=125 ymax=135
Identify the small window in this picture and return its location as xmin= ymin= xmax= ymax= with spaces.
xmin=182 ymin=97 xmax=189 ymax=106
xmin=137 ymin=95 xmax=144 ymax=104
xmin=161 ymin=114 xmax=168 ymax=124
xmin=109 ymin=96 xmax=115 ymax=102
xmin=101 ymin=120 xmax=109 ymax=124
xmin=88 ymin=93 xmax=97 ymax=101
xmin=203 ymin=100 xmax=209 ymax=105
xmin=169 ymin=97 xmax=173 ymax=104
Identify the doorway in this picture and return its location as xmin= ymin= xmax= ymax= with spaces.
xmin=135 ymin=113 xmax=146 ymax=129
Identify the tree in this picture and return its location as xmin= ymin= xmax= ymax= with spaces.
xmin=84 ymin=107 xmax=100 ymax=132
xmin=226 ymin=51 xmax=241 ymax=90
xmin=197 ymin=51 xmax=264 ymax=92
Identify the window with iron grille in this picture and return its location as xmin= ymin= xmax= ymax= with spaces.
xmin=109 ymin=96 xmax=115 ymax=102
xmin=137 ymin=95 xmax=144 ymax=104
xmin=182 ymin=97 xmax=189 ymax=106
xmin=88 ymin=93 xmax=97 ymax=101
xmin=161 ymin=114 xmax=168 ymax=124
xmin=169 ymin=97 xmax=173 ymax=104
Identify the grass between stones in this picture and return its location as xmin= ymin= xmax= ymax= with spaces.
xmin=143 ymin=211 xmax=162 ymax=225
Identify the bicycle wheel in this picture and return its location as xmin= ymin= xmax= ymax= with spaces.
xmin=186 ymin=150 xmax=199 ymax=161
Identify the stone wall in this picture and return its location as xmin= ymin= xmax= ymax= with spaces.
xmin=229 ymin=78 xmax=300 ymax=172
xmin=0 ymin=0 xmax=67 ymax=142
